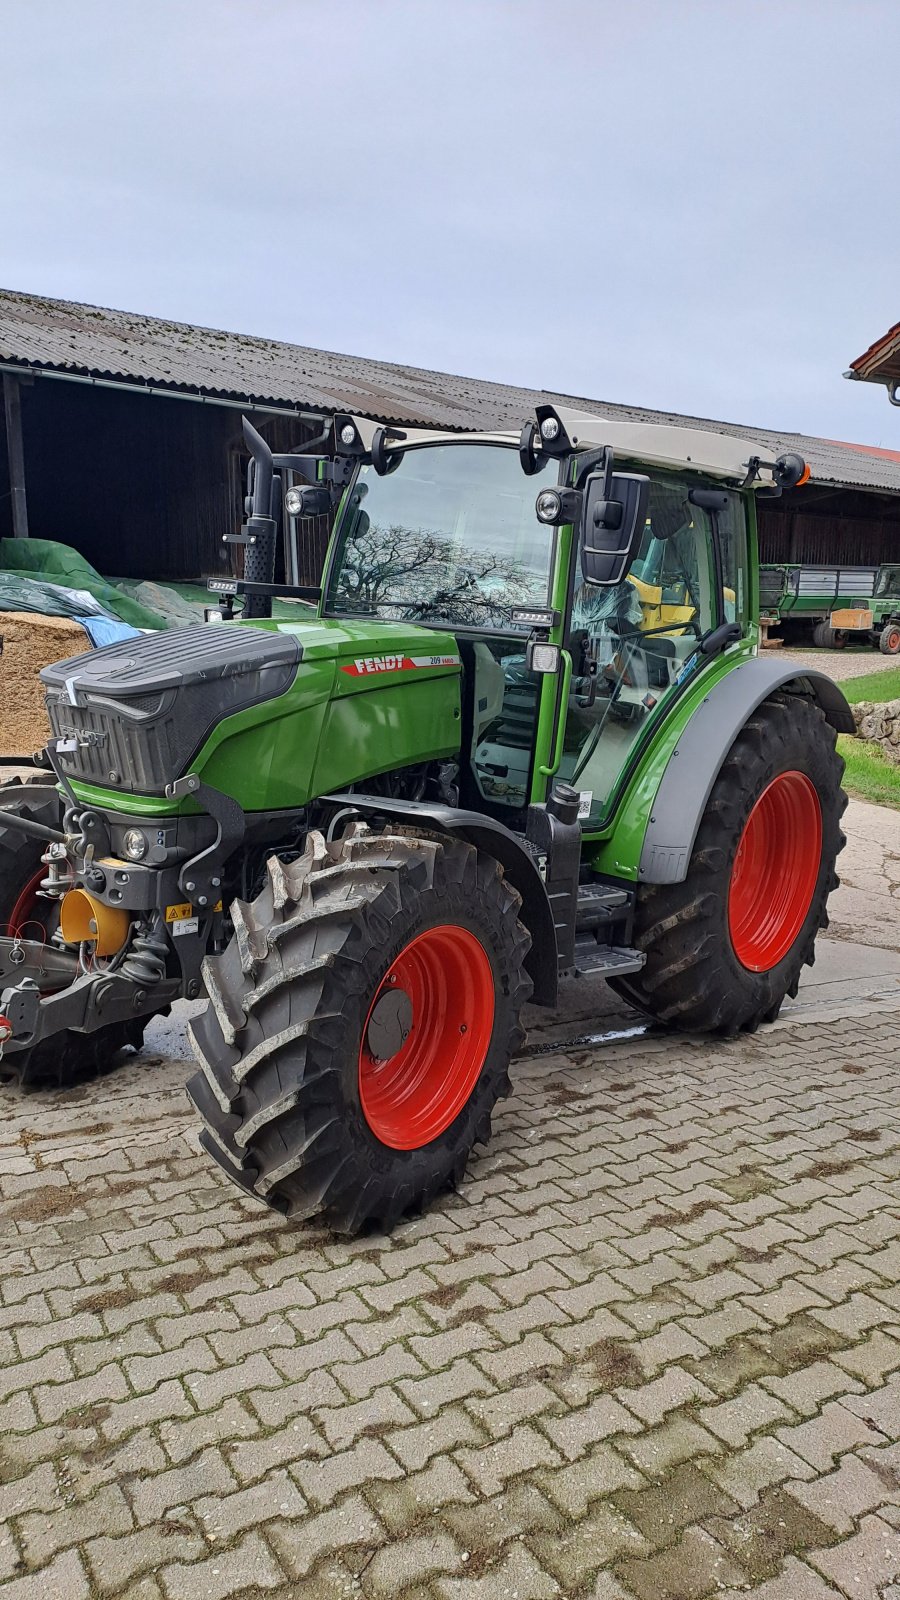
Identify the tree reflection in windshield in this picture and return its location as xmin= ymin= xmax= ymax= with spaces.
xmin=325 ymin=444 xmax=556 ymax=630
xmin=333 ymin=520 xmax=538 ymax=627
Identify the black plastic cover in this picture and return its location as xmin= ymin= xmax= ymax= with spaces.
xmin=41 ymin=625 xmax=301 ymax=795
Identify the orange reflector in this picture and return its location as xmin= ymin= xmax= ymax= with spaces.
xmin=59 ymin=889 xmax=130 ymax=956
xmin=797 ymin=463 xmax=811 ymax=486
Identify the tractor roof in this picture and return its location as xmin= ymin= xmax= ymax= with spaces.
xmin=349 ymin=405 xmax=777 ymax=485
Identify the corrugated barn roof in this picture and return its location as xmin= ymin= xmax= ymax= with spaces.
xmin=3 ymin=287 xmax=900 ymax=495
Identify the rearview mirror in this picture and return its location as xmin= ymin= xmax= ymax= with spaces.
xmin=581 ymin=470 xmax=650 ymax=586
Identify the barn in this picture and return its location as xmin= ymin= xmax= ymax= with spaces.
xmin=3 ymin=287 xmax=900 ymax=592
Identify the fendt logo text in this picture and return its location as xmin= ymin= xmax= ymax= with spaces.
xmin=341 ymin=654 xmax=459 ymax=677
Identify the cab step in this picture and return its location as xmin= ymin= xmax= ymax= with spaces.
xmin=575 ymin=884 xmax=631 ymax=933
xmin=573 ymin=943 xmax=646 ymax=979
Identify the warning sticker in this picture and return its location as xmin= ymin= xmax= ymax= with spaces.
xmin=172 ymin=917 xmax=199 ymax=938
xmin=166 ymin=900 xmax=223 ymax=923
xmin=340 ymin=654 xmax=459 ymax=677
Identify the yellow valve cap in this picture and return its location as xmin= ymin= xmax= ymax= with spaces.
xmin=59 ymin=889 xmax=130 ymax=957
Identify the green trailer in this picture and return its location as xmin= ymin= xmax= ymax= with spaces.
xmin=760 ymin=562 xmax=900 ymax=652
xmin=0 ymin=406 xmax=852 ymax=1232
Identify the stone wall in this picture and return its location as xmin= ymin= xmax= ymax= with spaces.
xmin=852 ymin=699 xmax=900 ymax=763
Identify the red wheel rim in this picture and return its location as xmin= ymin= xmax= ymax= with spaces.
xmin=886 ymin=629 xmax=900 ymax=652
xmin=6 ymin=868 xmax=45 ymax=939
xmin=728 ymin=771 xmax=822 ymax=973
xmin=358 ymin=924 xmax=495 ymax=1150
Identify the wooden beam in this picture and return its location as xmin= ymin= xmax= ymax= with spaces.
xmin=3 ymin=371 xmax=29 ymax=538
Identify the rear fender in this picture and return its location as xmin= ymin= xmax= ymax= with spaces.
xmin=639 ymin=659 xmax=853 ymax=886
xmin=324 ymin=794 xmax=557 ymax=1005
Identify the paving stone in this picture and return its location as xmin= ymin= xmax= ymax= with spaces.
xmin=536 ymin=1442 xmax=644 ymax=1518
xmin=617 ymin=1524 xmax=747 ymax=1600
xmin=789 ymin=1446 xmax=900 ymax=1535
xmin=85 ymin=1525 xmax=206 ymax=1597
xmin=809 ymin=1512 xmax=900 ymax=1599
xmin=705 ymin=1435 xmax=818 ymax=1510
xmin=620 ymin=1413 xmax=723 ymax=1476
xmin=192 ymin=1469 xmax=307 ymax=1536
xmin=716 ymin=1554 xmax=846 ymax=1598
xmin=225 ymin=1416 xmax=325 ymax=1483
xmin=697 ymin=1381 xmax=795 ymax=1446
xmin=620 ymin=1366 xmax=716 ymax=1427
xmin=613 ymin=1462 xmax=740 ymax=1549
xmin=291 ymin=1437 xmax=403 ymax=1507
xmin=364 ymin=1454 xmax=476 ymax=1536
xmin=159 ymin=1530 xmax=284 ymax=1599
xmin=128 ymin=1446 xmax=237 ymax=1526
xmin=266 ymin=1495 xmax=385 ymax=1578
xmin=774 ymin=1400 xmax=884 ymax=1471
xmin=0 ymin=1547 xmax=92 ymax=1600
xmin=362 ymin=1529 xmax=467 ymax=1594
xmin=19 ymin=1483 xmax=134 ymax=1567
xmin=434 ymin=1539 xmax=561 ymax=1599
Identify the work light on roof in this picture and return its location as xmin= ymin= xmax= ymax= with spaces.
xmin=340 ymin=424 xmax=356 ymax=446
xmin=540 ymin=416 xmax=560 ymax=442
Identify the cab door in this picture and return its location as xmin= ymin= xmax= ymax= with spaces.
xmin=554 ymin=471 xmax=747 ymax=830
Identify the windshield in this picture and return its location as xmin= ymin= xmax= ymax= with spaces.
xmin=325 ymin=443 xmax=557 ymax=630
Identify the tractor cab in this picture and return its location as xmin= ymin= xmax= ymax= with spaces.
xmin=297 ymin=405 xmax=770 ymax=833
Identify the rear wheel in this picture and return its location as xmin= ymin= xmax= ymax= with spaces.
xmin=880 ymin=623 xmax=900 ymax=655
xmin=187 ymin=824 xmax=532 ymax=1233
xmin=0 ymin=781 xmax=146 ymax=1088
xmin=610 ymin=693 xmax=846 ymax=1034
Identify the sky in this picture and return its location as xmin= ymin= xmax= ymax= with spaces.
xmin=3 ymin=0 xmax=899 ymax=447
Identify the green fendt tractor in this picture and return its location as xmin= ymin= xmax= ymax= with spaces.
xmin=0 ymin=405 xmax=852 ymax=1232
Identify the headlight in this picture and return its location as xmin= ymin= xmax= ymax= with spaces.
xmin=284 ymin=486 xmax=304 ymax=516
xmin=123 ymin=828 xmax=148 ymax=861
xmin=535 ymin=489 xmax=563 ymax=524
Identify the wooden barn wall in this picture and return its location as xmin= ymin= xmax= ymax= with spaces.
xmin=758 ymin=491 xmax=900 ymax=568
xmin=5 ymin=377 xmax=330 ymax=583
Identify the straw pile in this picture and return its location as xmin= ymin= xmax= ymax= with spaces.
xmin=0 ymin=612 xmax=90 ymax=758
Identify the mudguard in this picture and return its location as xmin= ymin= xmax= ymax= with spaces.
xmin=324 ymin=793 xmax=558 ymax=1006
xmin=639 ymin=658 xmax=854 ymax=886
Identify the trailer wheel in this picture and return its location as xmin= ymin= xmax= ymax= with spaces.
xmin=0 ymin=783 xmax=146 ymax=1088
xmin=610 ymin=693 xmax=846 ymax=1035
xmin=880 ymin=623 xmax=900 ymax=655
xmin=813 ymin=621 xmax=847 ymax=650
xmin=188 ymin=825 xmax=532 ymax=1233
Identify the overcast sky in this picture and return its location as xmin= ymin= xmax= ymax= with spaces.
xmin=3 ymin=0 xmax=899 ymax=445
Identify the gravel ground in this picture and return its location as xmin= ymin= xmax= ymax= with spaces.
xmin=778 ymin=646 xmax=900 ymax=683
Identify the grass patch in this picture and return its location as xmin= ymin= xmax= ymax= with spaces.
xmin=842 ymin=666 xmax=900 ymax=704
xmin=837 ymin=734 xmax=900 ymax=810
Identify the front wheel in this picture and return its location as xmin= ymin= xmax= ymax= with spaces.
xmin=187 ymin=826 xmax=532 ymax=1233
xmin=610 ymin=693 xmax=846 ymax=1035
xmin=880 ymin=623 xmax=900 ymax=655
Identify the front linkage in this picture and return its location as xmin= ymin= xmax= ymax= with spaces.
xmin=0 ymin=764 xmax=238 ymax=1078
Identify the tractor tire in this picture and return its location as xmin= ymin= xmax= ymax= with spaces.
xmin=0 ymin=782 xmax=146 ymax=1088
xmin=880 ymin=623 xmax=900 ymax=655
xmin=813 ymin=621 xmax=847 ymax=650
xmin=187 ymin=824 xmax=532 ymax=1234
xmin=610 ymin=692 xmax=846 ymax=1035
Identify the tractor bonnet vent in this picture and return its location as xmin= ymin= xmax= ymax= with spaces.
xmin=40 ymin=625 xmax=301 ymax=795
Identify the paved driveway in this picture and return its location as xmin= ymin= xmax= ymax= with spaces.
xmin=1 ymin=801 xmax=899 ymax=1600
